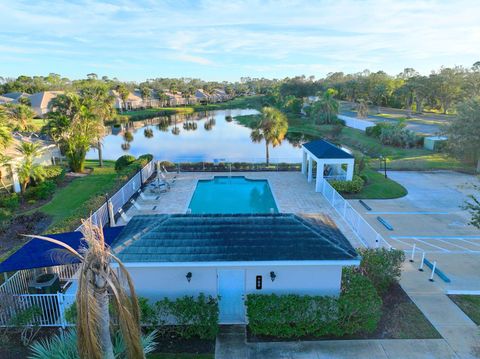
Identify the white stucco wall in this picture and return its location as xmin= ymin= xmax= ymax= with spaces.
xmin=127 ymin=264 xmax=344 ymax=301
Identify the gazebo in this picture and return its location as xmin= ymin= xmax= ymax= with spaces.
xmin=301 ymin=140 xmax=354 ymax=192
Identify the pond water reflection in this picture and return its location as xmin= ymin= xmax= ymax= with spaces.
xmin=87 ymin=109 xmax=303 ymax=163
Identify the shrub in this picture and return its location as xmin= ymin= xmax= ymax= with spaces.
xmin=136 ymin=294 xmax=219 ymax=339
xmin=24 ymin=180 xmax=57 ymax=201
xmin=366 ymin=123 xmax=391 ymax=138
xmin=43 ymin=165 xmax=66 ymax=183
xmin=246 ymin=294 xmax=339 ymax=338
xmin=114 ymin=155 xmax=136 ymax=171
xmin=0 ymin=193 xmax=19 ymax=211
xmin=329 ymin=175 xmax=365 ymax=193
xmin=358 ymin=248 xmax=405 ymax=295
xmin=137 ymin=154 xmax=153 ymax=162
xmin=338 ymin=268 xmax=382 ymax=335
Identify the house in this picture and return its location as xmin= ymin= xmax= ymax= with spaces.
xmin=1 ymin=92 xmax=30 ymax=102
xmin=28 ymin=91 xmax=63 ymax=117
xmin=211 ymin=88 xmax=230 ymax=102
xmin=164 ymin=92 xmax=189 ymax=107
xmin=112 ymin=90 xmax=143 ymax=110
xmin=0 ymin=95 xmax=14 ymax=105
xmin=111 ymin=213 xmax=359 ymax=324
xmin=195 ymin=89 xmax=211 ymax=104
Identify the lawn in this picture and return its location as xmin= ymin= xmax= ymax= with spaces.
xmin=345 ymin=168 xmax=408 ymax=199
xmin=448 ymin=295 xmax=480 ymax=325
xmin=38 ymin=160 xmax=118 ymax=232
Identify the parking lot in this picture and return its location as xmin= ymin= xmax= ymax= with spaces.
xmin=348 ymin=171 xmax=480 ymax=290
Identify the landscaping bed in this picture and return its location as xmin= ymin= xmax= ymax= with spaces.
xmin=247 ymin=283 xmax=440 ymax=342
xmin=147 ymin=333 xmax=214 ymax=357
xmin=448 ymin=295 xmax=480 ymax=325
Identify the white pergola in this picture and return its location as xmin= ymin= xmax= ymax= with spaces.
xmin=301 ymin=140 xmax=354 ymax=192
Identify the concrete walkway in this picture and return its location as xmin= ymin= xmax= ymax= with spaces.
xmin=401 ymin=263 xmax=480 ymax=359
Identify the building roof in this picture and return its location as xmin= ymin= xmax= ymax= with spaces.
xmin=28 ymin=91 xmax=63 ymax=109
xmin=0 ymin=95 xmax=14 ymax=104
xmin=0 ymin=226 xmax=124 ymax=273
xmin=303 ymin=140 xmax=354 ymax=160
xmin=113 ymin=214 xmax=358 ymax=263
xmin=1 ymin=92 xmax=29 ymax=100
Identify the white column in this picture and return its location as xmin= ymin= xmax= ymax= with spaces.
xmin=108 ymin=200 xmax=116 ymax=227
xmin=315 ymin=160 xmax=324 ymax=192
xmin=12 ymin=169 xmax=21 ymax=193
xmin=301 ymin=149 xmax=308 ymax=175
xmin=307 ymin=156 xmax=313 ymax=183
xmin=346 ymin=159 xmax=354 ymax=181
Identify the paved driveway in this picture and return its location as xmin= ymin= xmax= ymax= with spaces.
xmin=349 ymin=171 xmax=480 ymax=290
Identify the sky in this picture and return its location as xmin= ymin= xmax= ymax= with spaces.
xmin=0 ymin=0 xmax=479 ymax=82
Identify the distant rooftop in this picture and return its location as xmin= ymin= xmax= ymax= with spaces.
xmin=113 ymin=213 xmax=358 ymax=263
xmin=303 ymin=139 xmax=353 ymax=159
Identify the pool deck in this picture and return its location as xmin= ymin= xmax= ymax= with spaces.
xmin=123 ymin=171 xmax=362 ymax=248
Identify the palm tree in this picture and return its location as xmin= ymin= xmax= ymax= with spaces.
xmin=357 ymin=99 xmax=369 ymax=119
xmin=310 ymin=89 xmax=339 ymax=124
xmin=17 ymin=158 xmax=46 ymax=192
xmin=0 ymin=109 xmax=12 ymax=148
xmin=0 ymin=154 xmax=13 ymax=192
xmin=28 ymin=220 xmax=144 ymax=359
xmin=16 ymin=141 xmax=44 ymax=158
xmin=250 ymin=107 xmax=288 ymax=165
xmin=6 ymin=104 xmax=36 ymax=132
xmin=81 ymin=85 xmax=114 ymax=167
xmin=116 ymin=84 xmax=130 ymax=113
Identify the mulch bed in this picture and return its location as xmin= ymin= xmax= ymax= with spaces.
xmin=247 ymin=283 xmax=441 ymax=342
xmin=0 ymin=327 xmax=59 ymax=359
xmin=149 ymin=333 xmax=214 ymax=355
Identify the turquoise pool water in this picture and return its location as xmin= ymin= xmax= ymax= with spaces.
xmin=188 ymin=176 xmax=279 ymax=214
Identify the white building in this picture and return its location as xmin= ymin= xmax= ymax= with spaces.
xmin=112 ymin=213 xmax=359 ymax=324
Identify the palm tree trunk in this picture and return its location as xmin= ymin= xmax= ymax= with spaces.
xmin=95 ymin=276 xmax=115 ymax=359
xmin=97 ymin=141 xmax=103 ymax=167
xmin=265 ymin=142 xmax=270 ymax=166
xmin=476 ymin=159 xmax=480 ymax=173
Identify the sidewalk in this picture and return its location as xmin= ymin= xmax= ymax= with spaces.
xmin=216 ymin=264 xmax=480 ymax=358
xmin=401 ymin=263 xmax=480 ymax=359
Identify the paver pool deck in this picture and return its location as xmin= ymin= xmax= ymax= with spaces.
xmin=125 ymin=171 xmax=362 ymax=247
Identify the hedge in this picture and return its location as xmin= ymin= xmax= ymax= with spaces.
xmin=329 ymin=175 xmax=365 ymax=193
xmin=140 ymin=293 xmax=219 ymax=339
xmin=114 ymin=155 xmax=136 ymax=171
xmin=24 ymin=180 xmax=57 ymax=201
xmin=43 ymin=165 xmax=66 ymax=184
xmin=246 ymin=294 xmax=339 ymax=338
xmin=246 ymin=271 xmax=382 ymax=338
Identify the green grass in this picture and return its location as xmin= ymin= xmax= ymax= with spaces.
xmin=147 ymin=354 xmax=213 ymax=359
xmin=448 ymin=295 xmax=480 ymax=325
xmin=38 ymin=160 xmax=117 ymax=231
xmin=345 ymin=168 xmax=408 ymax=199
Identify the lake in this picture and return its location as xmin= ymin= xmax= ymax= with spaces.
xmin=87 ymin=109 xmax=303 ymax=163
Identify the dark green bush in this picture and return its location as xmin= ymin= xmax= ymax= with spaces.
xmin=137 ymin=154 xmax=154 ymax=162
xmin=114 ymin=155 xmax=136 ymax=171
xmin=138 ymin=294 xmax=219 ymax=339
xmin=329 ymin=175 xmax=365 ymax=193
xmin=366 ymin=123 xmax=391 ymax=138
xmin=338 ymin=268 xmax=382 ymax=334
xmin=246 ymin=294 xmax=339 ymax=338
xmin=357 ymin=248 xmax=405 ymax=295
xmin=43 ymin=165 xmax=66 ymax=183
xmin=0 ymin=193 xmax=20 ymax=211
xmin=24 ymin=180 xmax=57 ymax=200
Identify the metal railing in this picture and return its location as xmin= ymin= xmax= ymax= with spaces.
xmin=76 ymin=160 xmax=155 ymax=231
xmin=318 ymin=178 xmax=392 ymax=249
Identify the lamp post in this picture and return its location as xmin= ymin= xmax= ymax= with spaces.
xmin=380 ymin=156 xmax=387 ymax=178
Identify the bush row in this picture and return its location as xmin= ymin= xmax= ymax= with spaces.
xmin=366 ymin=123 xmax=422 ymax=148
xmin=329 ymin=175 xmax=365 ymax=193
xmin=159 ymin=161 xmax=301 ymax=172
xmin=246 ymin=269 xmax=382 ymax=338
xmin=139 ymin=294 xmax=219 ymax=339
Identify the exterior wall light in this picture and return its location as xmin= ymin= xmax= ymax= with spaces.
xmin=186 ymin=272 xmax=192 ymax=282
xmin=270 ymin=271 xmax=276 ymax=282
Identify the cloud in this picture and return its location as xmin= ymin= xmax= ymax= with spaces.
xmin=0 ymin=0 xmax=479 ymax=80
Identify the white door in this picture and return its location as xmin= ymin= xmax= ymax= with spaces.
xmin=217 ymin=269 xmax=245 ymax=324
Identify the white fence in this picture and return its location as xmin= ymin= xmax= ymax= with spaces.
xmin=0 ymin=293 xmax=76 ymax=328
xmin=75 ymin=160 xmax=155 ymax=231
xmin=0 ymin=161 xmax=156 ymax=327
xmin=338 ymin=114 xmax=375 ymax=131
xmin=318 ymin=178 xmax=392 ymax=249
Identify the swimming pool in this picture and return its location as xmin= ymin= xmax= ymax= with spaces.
xmin=188 ymin=176 xmax=279 ymax=214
